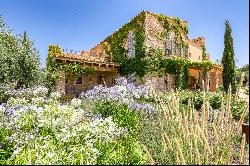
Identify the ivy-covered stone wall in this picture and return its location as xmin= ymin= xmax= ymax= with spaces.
xmin=94 ymin=11 xmax=214 ymax=91
xmin=47 ymin=11 xmax=218 ymax=92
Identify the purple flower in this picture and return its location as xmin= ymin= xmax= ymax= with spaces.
xmin=84 ymin=111 xmax=95 ymax=121
xmin=115 ymin=77 xmax=127 ymax=86
xmin=5 ymin=108 xmax=15 ymax=116
xmin=80 ymin=77 xmax=149 ymax=103
xmin=128 ymin=103 xmax=155 ymax=113
xmin=0 ymin=103 xmax=7 ymax=111
xmin=96 ymin=114 xmax=103 ymax=119
xmin=0 ymin=103 xmax=7 ymax=108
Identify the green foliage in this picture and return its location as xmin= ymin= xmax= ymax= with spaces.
xmin=178 ymin=90 xmax=249 ymax=123
xmin=231 ymin=99 xmax=249 ymax=123
xmin=157 ymin=14 xmax=189 ymax=36
xmin=102 ymin=11 xmax=191 ymax=78
xmin=236 ymin=64 xmax=249 ymax=86
xmin=96 ymin=136 xmax=148 ymax=165
xmin=45 ymin=45 xmax=95 ymax=88
xmin=57 ymin=63 xmax=95 ymax=74
xmin=46 ymin=45 xmax=95 ymax=75
xmin=0 ymin=128 xmax=13 ymax=165
xmin=145 ymin=47 xmax=214 ymax=89
xmin=178 ymin=90 xmax=204 ymax=110
xmin=0 ymin=16 xmax=40 ymax=88
xmin=103 ymin=11 xmax=146 ymax=77
xmin=201 ymin=45 xmax=207 ymax=60
xmin=222 ymin=20 xmax=236 ymax=94
xmin=46 ymin=45 xmax=62 ymax=72
xmin=1 ymin=82 xmax=249 ymax=165
xmin=157 ymin=55 xmax=214 ymax=89
xmin=1 ymin=96 xmax=147 ymax=165
xmin=180 ymin=66 xmax=189 ymax=89
xmin=94 ymin=102 xmax=140 ymax=134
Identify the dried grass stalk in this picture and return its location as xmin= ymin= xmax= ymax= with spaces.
xmin=142 ymin=144 xmax=155 ymax=165
xmin=239 ymin=133 xmax=246 ymax=164
xmin=235 ymin=72 xmax=245 ymax=100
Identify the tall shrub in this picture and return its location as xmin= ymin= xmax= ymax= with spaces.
xmin=0 ymin=16 xmax=40 ymax=88
xmin=222 ymin=20 xmax=236 ymax=94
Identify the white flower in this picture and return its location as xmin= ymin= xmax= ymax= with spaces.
xmin=70 ymin=98 xmax=82 ymax=108
xmin=33 ymin=86 xmax=48 ymax=97
xmin=47 ymin=152 xmax=55 ymax=158
xmin=50 ymin=92 xmax=61 ymax=100
xmin=32 ymin=97 xmax=45 ymax=105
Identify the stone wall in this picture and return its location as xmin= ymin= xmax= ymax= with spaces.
xmin=209 ymin=67 xmax=223 ymax=91
xmin=144 ymin=12 xmax=165 ymax=50
xmin=192 ymin=37 xmax=205 ymax=46
xmin=166 ymin=74 xmax=175 ymax=91
xmin=188 ymin=42 xmax=203 ymax=62
xmin=143 ymin=76 xmax=167 ymax=92
xmin=59 ymin=71 xmax=119 ymax=96
xmin=55 ymin=69 xmax=65 ymax=95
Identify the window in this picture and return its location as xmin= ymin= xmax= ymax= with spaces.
xmin=189 ymin=53 xmax=191 ymax=58
xmin=75 ymin=76 xmax=82 ymax=84
xmin=165 ymin=31 xmax=188 ymax=57
xmin=165 ymin=48 xmax=171 ymax=57
xmin=165 ymin=31 xmax=175 ymax=57
xmin=111 ymin=78 xmax=116 ymax=85
xmin=127 ymin=30 xmax=136 ymax=58
xmin=198 ymin=56 xmax=201 ymax=60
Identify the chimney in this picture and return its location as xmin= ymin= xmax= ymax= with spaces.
xmin=192 ymin=37 xmax=205 ymax=47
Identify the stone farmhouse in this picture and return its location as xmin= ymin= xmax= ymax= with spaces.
xmin=49 ymin=11 xmax=223 ymax=96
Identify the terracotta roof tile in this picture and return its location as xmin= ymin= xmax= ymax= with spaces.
xmin=54 ymin=52 xmax=106 ymax=63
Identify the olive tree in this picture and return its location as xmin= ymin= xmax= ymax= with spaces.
xmin=0 ymin=16 xmax=40 ymax=88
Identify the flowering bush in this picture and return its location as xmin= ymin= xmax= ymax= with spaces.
xmin=0 ymin=82 xmax=148 ymax=165
xmin=80 ymin=77 xmax=155 ymax=134
xmin=1 ymin=77 xmax=248 ymax=165
xmin=80 ymin=77 xmax=150 ymax=104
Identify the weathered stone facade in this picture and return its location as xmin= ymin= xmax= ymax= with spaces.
xmin=65 ymin=71 xmax=119 ymax=96
xmin=53 ymin=11 xmax=223 ymax=95
xmin=53 ymin=55 xmax=120 ymax=96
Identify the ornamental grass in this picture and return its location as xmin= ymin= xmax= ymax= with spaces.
xmin=138 ymin=81 xmax=249 ymax=165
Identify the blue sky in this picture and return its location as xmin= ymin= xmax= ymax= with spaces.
xmin=0 ymin=0 xmax=249 ymax=68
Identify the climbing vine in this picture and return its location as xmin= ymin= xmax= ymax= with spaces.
xmin=46 ymin=45 xmax=62 ymax=72
xmin=161 ymin=56 xmax=214 ymax=88
xmin=157 ymin=13 xmax=189 ymax=41
xmin=201 ymin=45 xmax=207 ymax=60
xmin=98 ymin=11 xmax=216 ymax=89
xmin=101 ymin=11 xmax=191 ymax=78
xmin=46 ymin=45 xmax=95 ymax=75
xmin=46 ymin=11 xmax=217 ymax=90
xmin=101 ymin=11 xmax=146 ymax=77
xmin=57 ymin=63 xmax=95 ymax=74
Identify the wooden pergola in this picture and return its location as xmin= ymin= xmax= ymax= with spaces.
xmin=54 ymin=57 xmax=120 ymax=73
